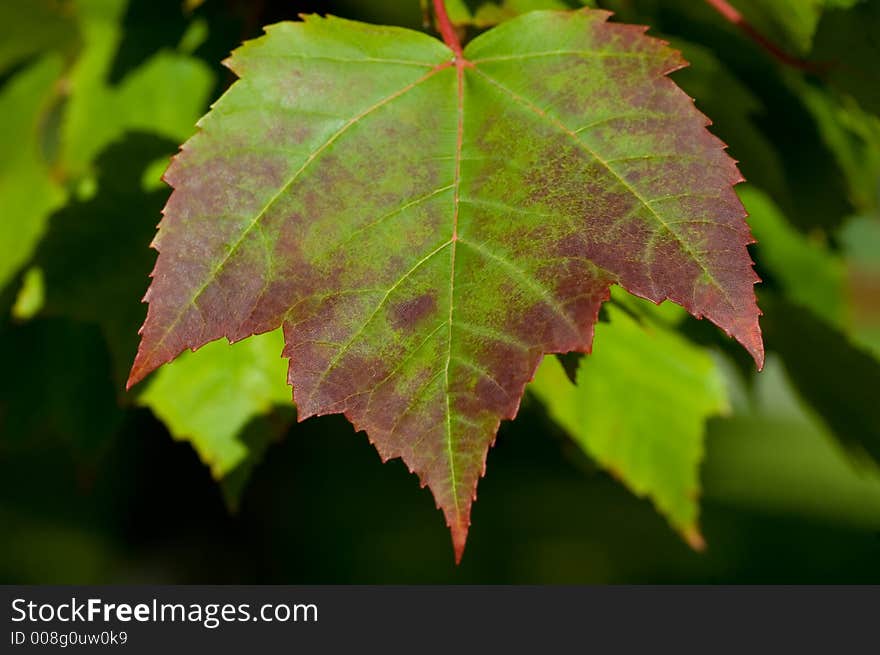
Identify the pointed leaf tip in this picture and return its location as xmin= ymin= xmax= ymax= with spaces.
xmin=684 ymin=528 xmax=707 ymax=552
xmin=449 ymin=517 xmax=470 ymax=565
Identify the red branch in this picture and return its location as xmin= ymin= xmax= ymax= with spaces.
xmin=703 ymin=0 xmax=821 ymax=72
xmin=433 ymin=0 xmax=464 ymax=58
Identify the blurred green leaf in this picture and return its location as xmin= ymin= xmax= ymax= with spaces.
xmin=59 ymin=0 xmax=214 ymax=178
xmin=444 ymin=0 xmax=474 ymax=24
xmin=108 ymin=0 xmax=193 ymax=83
xmin=455 ymin=0 xmax=571 ymax=27
xmin=840 ymin=215 xmax=880 ymax=358
xmin=743 ymin=185 xmax=880 ymax=361
xmin=743 ymin=181 xmax=880 ymax=467
xmin=811 ymin=0 xmax=880 ymax=115
xmin=446 ymin=0 xmax=593 ymax=28
xmin=0 ymin=56 xmax=67 ymax=293
xmin=1 ymin=0 xmax=214 ymax=306
xmin=761 ymin=293 xmax=880 ymax=464
xmin=841 ymin=214 xmax=880 ymax=266
xmin=0 ymin=504 xmax=121 ymax=584
xmin=731 ymin=0 xmax=839 ymax=56
xmin=530 ymin=299 xmax=729 ymax=545
xmin=741 ymin=185 xmax=847 ymax=324
xmin=29 ymin=134 xmax=178 ymax=385
xmin=679 ymin=0 xmax=862 ymax=60
xmin=792 ymin=78 xmax=880 ymax=213
xmin=139 ymin=329 xmax=292 ymax=504
xmin=11 ymin=268 xmax=46 ymax=321
xmin=704 ymin=356 xmax=880 ymax=529
xmin=0 ymin=0 xmax=79 ymax=75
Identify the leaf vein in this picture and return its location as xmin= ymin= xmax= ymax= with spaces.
xmin=143 ymin=64 xmax=450 ymax=367
xmin=471 ymin=67 xmax=736 ymax=311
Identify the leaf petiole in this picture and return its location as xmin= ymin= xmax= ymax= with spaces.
xmin=432 ymin=0 xmax=464 ymax=57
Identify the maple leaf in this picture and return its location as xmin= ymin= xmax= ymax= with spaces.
xmin=128 ymin=9 xmax=763 ymax=561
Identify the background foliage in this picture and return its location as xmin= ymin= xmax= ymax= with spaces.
xmin=1 ymin=0 xmax=879 ymax=582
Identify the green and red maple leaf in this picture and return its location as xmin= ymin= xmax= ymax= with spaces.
xmin=127 ymin=9 xmax=762 ymax=560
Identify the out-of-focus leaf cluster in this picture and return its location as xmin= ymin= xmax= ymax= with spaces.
xmin=0 ymin=0 xmax=294 ymax=506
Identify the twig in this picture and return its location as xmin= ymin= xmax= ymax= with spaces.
xmin=433 ymin=0 xmax=464 ymax=58
xmin=703 ymin=0 xmax=822 ymax=72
